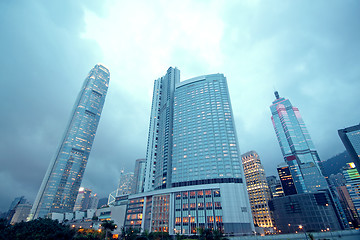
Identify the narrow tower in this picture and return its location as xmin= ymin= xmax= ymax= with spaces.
xmin=29 ymin=64 xmax=110 ymax=220
xmin=270 ymin=91 xmax=328 ymax=193
xmin=144 ymin=67 xmax=180 ymax=191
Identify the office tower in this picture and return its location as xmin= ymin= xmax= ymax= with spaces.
xmin=135 ymin=68 xmax=253 ymax=235
xmin=270 ymin=91 xmax=328 ymax=193
xmin=144 ymin=67 xmax=179 ymax=191
xmin=277 ymin=165 xmax=297 ymax=196
xmin=29 ymin=64 xmax=110 ymax=220
xmin=74 ymin=187 xmax=92 ymax=211
xmin=134 ymin=158 xmax=146 ymax=194
xmin=343 ymin=162 xmax=360 ymax=220
xmin=241 ymin=151 xmax=274 ymax=228
xmin=339 ymin=124 xmax=360 ymax=173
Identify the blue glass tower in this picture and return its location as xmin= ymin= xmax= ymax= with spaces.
xmin=28 ymin=64 xmax=110 ymax=220
xmin=270 ymin=91 xmax=328 ymax=193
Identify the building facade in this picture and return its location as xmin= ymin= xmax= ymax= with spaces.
xmin=124 ymin=184 xmax=253 ymax=235
xmin=109 ymin=171 xmax=135 ymax=205
xmin=10 ymin=203 xmax=32 ymax=224
xmin=144 ymin=67 xmax=179 ymax=191
xmin=241 ymin=151 xmax=273 ymax=228
xmin=141 ymin=68 xmax=253 ymax=235
xmin=269 ymin=189 xmax=342 ymax=233
xmin=29 ymin=64 xmax=110 ymax=220
xmin=339 ymin=124 xmax=360 ymax=174
xmin=270 ymin=91 xmax=328 ymax=193
xmin=73 ymin=188 xmax=92 ymax=211
xmin=343 ymin=163 xmax=360 ymax=221
xmin=266 ymin=176 xmax=284 ymax=198
xmin=117 ymin=171 xmax=135 ymax=196
xmin=134 ymin=159 xmax=146 ymax=194
xmin=277 ymin=165 xmax=297 ymax=196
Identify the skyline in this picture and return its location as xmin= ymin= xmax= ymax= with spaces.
xmin=1 ymin=0 xmax=360 ymax=212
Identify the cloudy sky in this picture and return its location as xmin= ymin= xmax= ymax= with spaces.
xmin=1 ymin=0 xmax=359 ymax=212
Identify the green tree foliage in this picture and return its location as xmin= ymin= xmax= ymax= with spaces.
xmin=0 ymin=218 xmax=75 ymax=240
xmin=101 ymin=220 xmax=117 ymax=240
xmin=120 ymin=227 xmax=140 ymax=240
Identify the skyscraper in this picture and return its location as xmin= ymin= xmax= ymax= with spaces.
xmin=270 ymin=91 xmax=328 ymax=193
xmin=136 ymin=68 xmax=253 ymax=235
xmin=338 ymin=124 xmax=360 ymax=173
xmin=29 ymin=64 xmax=110 ymax=220
xmin=241 ymin=151 xmax=273 ymax=229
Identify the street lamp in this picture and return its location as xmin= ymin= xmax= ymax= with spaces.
xmin=299 ymin=225 xmax=308 ymax=240
xmin=327 ymin=228 xmax=334 ymax=239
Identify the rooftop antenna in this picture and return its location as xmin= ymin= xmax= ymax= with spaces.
xmin=274 ymin=90 xmax=280 ymax=99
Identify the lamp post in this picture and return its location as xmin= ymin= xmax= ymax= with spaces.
xmin=327 ymin=227 xmax=334 ymax=239
xmin=299 ymin=225 xmax=308 ymax=240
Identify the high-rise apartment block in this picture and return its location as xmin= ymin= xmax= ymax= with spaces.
xmin=270 ymin=91 xmax=328 ymax=193
xmin=29 ymin=64 xmax=110 ymax=220
xmin=339 ymin=124 xmax=360 ymax=173
xmin=241 ymin=151 xmax=273 ymax=228
xmin=134 ymin=158 xmax=146 ymax=194
xmin=128 ymin=67 xmax=254 ymax=235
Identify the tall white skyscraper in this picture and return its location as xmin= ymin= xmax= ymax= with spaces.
xmin=139 ymin=68 xmax=254 ymax=235
xmin=29 ymin=64 xmax=110 ymax=220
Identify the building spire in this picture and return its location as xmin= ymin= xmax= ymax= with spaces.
xmin=274 ymin=91 xmax=280 ymax=99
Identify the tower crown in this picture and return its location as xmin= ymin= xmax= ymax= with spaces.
xmin=274 ymin=91 xmax=280 ymax=99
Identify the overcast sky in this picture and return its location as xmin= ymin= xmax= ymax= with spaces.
xmin=1 ymin=0 xmax=359 ymax=212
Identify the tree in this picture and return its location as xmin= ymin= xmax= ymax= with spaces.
xmin=101 ymin=220 xmax=117 ymax=240
xmin=1 ymin=218 xmax=75 ymax=240
xmin=74 ymin=228 xmax=104 ymax=240
xmin=120 ymin=227 xmax=140 ymax=240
